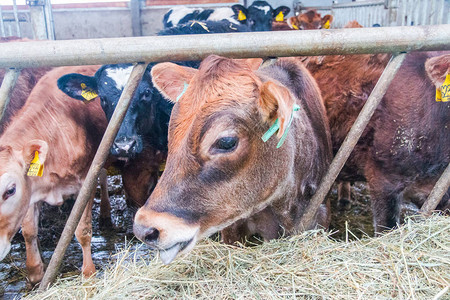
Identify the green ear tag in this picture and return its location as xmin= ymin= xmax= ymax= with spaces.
xmin=176 ymin=82 xmax=189 ymax=102
xmin=261 ymin=104 xmax=300 ymax=148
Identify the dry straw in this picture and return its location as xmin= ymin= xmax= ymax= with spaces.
xmin=26 ymin=215 xmax=449 ymax=300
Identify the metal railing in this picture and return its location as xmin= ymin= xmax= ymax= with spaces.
xmin=0 ymin=0 xmax=23 ymax=37
xmin=0 ymin=25 xmax=448 ymax=290
xmin=297 ymin=0 xmax=449 ymax=28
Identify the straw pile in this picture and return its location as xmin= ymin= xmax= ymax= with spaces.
xmin=26 ymin=215 xmax=449 ymax=300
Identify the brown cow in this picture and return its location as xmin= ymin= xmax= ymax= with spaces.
xmin=287 ymin=10 xmax=333 ymax=30
xmin=0 ymin=65 xmax=107 ymax=284
xmin=304 ymin=51 xmax=450 ymax=233
xmin=133 ymin=55 xmax=332 ymax=264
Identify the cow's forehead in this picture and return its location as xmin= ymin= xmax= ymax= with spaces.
xmin=251 ymin=5 xmax=271 ymax=15
xmin=102 ymin=65 xmax=133 ymax=91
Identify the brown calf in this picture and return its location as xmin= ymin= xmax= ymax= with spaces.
xmin=133 ymin=55 xmax=332 ymax=263
xmin=287 ymin=10 xmax=333 ymax=30
xmin=0 ymin=65 xmax=106 ymax=284
xmin=304 ymin=51 xmax=449 ymax=232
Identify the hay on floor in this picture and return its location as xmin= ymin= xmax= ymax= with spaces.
xmin=26 ymin=215 xmax=449 ymax=299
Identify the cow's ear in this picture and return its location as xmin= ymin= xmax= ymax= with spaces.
xmin=425 ymin=54 xmax=450 ymax=88
xmin=273 ymin=6 xmax=290 ymax=21
xmin=321 ymin=14 xmax=333 ymax=28
xmin=22 ymin=140 xmax=48 ymax=167
xmin=57 ymin=73 xmax=98 ymax=101
xmin=236 ymin=58 xmax=263 ymax=70
xmin=151 ymin=62 xmax=197 ymax=103
xmin=232 ymin=4 xmax=247 ymax=21
xmin=258 ymin=81 xmax=296 ymax=139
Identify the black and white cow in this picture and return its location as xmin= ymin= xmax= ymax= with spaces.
xmin=57 ymin=20 xmax=250 ymax=207
xmin=163 ymin=1 xmax=290 ymax=31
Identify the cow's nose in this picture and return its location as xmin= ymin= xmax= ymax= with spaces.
xmin=144 ymin=228 xmax=160 ymax=244
xmin=133 ymin=222 xmax=159 ymax=246
xmin=114 ymin=139 xmax=136 ymax=153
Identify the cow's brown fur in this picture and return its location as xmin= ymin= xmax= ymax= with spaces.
xmin=0 ymin=66 xmax=107 ymax=283
xmin=134 ymin=55 xmax=332 ymax=262
xmin=304 ymin=51 xmax=450 ymax=232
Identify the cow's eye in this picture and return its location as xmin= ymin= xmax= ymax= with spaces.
xmin=212 ymin=137 xmax=238 ymax=153
xmin=144 ymin=89 xmax=152 ymax=98
xmin=3 ymin=184 xmax=16 ymax=201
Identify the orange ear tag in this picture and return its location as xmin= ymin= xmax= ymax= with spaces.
xmin=27 ymin=151 xmax=44 ymax=177
xmin=275 ymin=11 xmax=284 ymax=22
xmin=440 ymin=73 xmax=450 ymax=102
xmin=238 ymin=10 xmax=247 ymax=21
xmin=80 ymin=83 xmax=98 ymax=101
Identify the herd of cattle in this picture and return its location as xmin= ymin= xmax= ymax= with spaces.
xmin=0 ymin=0 xmax=448 ymax=286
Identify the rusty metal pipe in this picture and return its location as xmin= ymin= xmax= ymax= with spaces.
xmin=298 ymin=53 xmax=406 ymax=231
xmin=0 ymin=68 xmax=20 ymax=121
xmin=0 ymin=25 xmax=449 ymax=68
xmin=38 ymin=62 xmax=148 ymax=291
xmin=419 ymin=163 xmax=450 ymax=216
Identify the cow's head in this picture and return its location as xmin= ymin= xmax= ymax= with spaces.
xmin=288 ymin=10 xmax=333 ymax=30
xmin=58 ymin=64 xmax=172 ymax=159
xmin=0 ymin=140 xmax=48 ymax=260
xmin=232 ymin=1 xmax=290 ymax=31
xmin=133 ymin=55 xmax=300 ymax=263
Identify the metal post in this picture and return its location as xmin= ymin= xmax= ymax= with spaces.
xmin=44 ymin=0 xmax=55 ymax=40
xmin=130 ymin=0 xmax=142 ymax=37
xmin=38 ymin=62 xmax=148 ymax=291
xmin=0 ymin=6 xmax=6 ymax=37
xmin=0 ymin=68 xmax=20 ymax=120
xmin=12 ymin=0 xmax=22 ymax=37
xmin=298 ymin=53 xmax=406 ymax=231
xmin=28 ymin=0 xmax=47 ymax=40
xmin=419 ymin=163 xmax=450 ymax=216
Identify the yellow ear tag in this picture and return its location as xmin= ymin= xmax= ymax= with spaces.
xmin=238 ymin=10 xmax=246 ymax=21
xmin=275 ymin=11 xmax=284 ymax=22
xmin=292 ymin=23 xmax=299 ymax=30
xmin=323 ymin=20 xmax=330 ymax=29
xmin=436 ymin=88 xmax=442 ymax=102
xmin=80 ymin=83 xmax=98 ymax=101
xmin=440 ymin=73 xmax=450 ymax=102
xmin=27 ymin=151 xmax=44 ymax=177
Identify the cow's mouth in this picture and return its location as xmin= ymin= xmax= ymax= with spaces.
xmin=159 ymin=237 xmax=195 ymax=265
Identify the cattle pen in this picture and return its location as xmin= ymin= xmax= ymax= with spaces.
xmin=0 ymin=17 xmax=449 ymax=299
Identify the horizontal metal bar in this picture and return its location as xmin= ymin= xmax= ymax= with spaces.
xmin=298 ymin=53 xmax=406 ymax=231
xmin=419 ymin=163 xmax=450 ymax=216
xmin=39 ymin=62 xmax=148 ymax=291
xmin=0 ymin=24 xmax=449 ymax=68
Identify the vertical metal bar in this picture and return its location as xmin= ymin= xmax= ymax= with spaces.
xmin=38 ymin=62 xmax=148 ymax=291
xmin=0 ymin=6 xmax=6 ymax=37
xmin=44 ymin=0 xmax=55 ymax=40
xmin=0 ymin=68 xmax=20 ymax=120
xmin=130 ymin=0 xmax=142 ymax=37
xmin=436 ymin=0 xmax=450 ymax=24
xmin=419 ymin=163 xmax=450 ymax=216
xmin=12 ymin=0 xmax=21 ymax=37
xmin=29 ymin=3 xmax=47 ymax=40
xmin=298 ymin=53 xmax=406 ymax=231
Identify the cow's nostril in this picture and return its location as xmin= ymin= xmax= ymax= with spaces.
xmin=144 ymin=228 xmax=159 ymax=243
